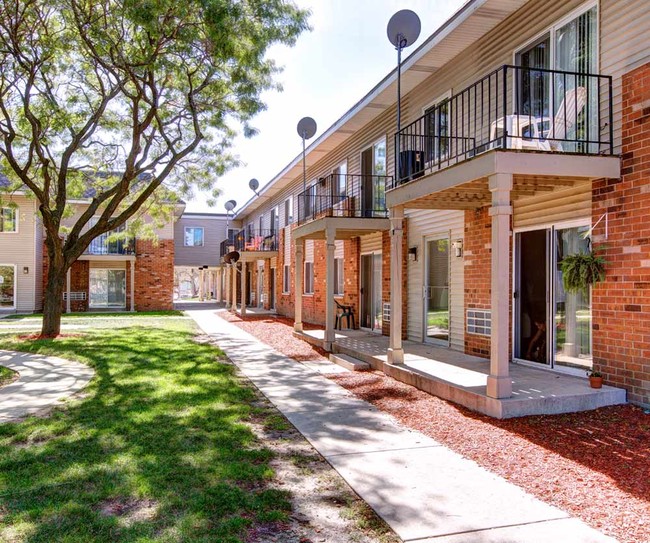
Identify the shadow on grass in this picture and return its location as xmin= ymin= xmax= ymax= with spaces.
xmin=0 ymin=324 xmax=289 ymax=543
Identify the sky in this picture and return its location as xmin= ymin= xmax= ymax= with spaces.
xmin=185 ymin=0 xmax=467 ymax=214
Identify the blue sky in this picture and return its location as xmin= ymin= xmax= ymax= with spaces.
xmin=185 ymin=0 xmax=467 ymax=213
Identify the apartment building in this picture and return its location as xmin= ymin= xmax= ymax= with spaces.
xmin=0 ymin=181 xmax=181 ymax=313
xmin=224 ymin=0 xmax=650 ymax=411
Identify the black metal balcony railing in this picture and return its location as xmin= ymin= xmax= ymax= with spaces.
xmin=391 ymin=64 xmax=613 ymax=189
xmin=84 ymin=232 xmax=135 ymax=255
xmin=220 ymin=229 xmax=278 ymax=257
xmin=296 ymin=173 xmax=392 ymax=225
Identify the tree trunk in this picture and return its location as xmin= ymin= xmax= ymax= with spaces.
xmin=42 ymin=260 xmax=66 ymax=338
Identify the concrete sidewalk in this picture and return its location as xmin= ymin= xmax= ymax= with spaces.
xmin=0 ymin=350 xmax=94 ymax=423
xmin=188 ymin=310 xmax=616 ymax=543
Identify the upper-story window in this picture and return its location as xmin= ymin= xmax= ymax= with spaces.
xmin=270 ymin=207 xmax=279 ymax=234
xmin=284 ymin=197 xmax=293 ymax=226
xmin=184 ymin=227 xmax=204 ymax=247
xmin=0 ymin=207 xmax=17 ymax=233
xmin=333 ymin=161 xmax=347 ymax=198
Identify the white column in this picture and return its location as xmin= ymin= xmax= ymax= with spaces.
xmin=66 ymin=267 xmax=71 ymax=314
xmin=324 ymin=227 xmax=336 ymax=350
xmin=224 ymin=268 xmax=230 ymax=308
xmin=198 ymin=269 xmax=205 ymax=301
xmin=241 ymin=261 xmax=247 ymax=317
xmin=230 ymin=264 xmax=237 ymax=312
xmin=294 ymin=237 xmax=304 ymax=332
xmin=388 ymin=206 xmax=405 ymax=364
xmin=130 ymin=260 xmax=135 ymax=312
xmin=217 ymin=269 xmax=222 ymax=303
xmin=487 ymin=173 xmax=513 ymax=399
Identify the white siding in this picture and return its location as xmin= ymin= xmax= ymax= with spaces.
xmin=513 ymin=182 xmax=592 ymax=228
xmin=359 ymin=232 xmax=382 ymax=254
xmin=406 ymin=210 xmax=465 ymax=351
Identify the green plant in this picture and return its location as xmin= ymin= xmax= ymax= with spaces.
xmin=587 ymin=369 xmax=603 ymax=378
xmin=560 ymin=251 xmax=606 ymax=295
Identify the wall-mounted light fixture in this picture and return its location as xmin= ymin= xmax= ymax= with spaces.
xmin=23 ymin=266 xmax=29 ymax=274
xmin=452 ymin=239 xmax=463 ymax=258
xmin=408 ymin=246 xmax=418 ymax=261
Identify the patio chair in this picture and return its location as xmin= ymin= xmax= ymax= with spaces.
xmin=547 ymin=86 xmax=587 ymax=151
xmin=334 ymin=299 xmax=356 ymax=330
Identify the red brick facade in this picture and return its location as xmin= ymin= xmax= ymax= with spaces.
xmin=134 ymin=239 xmax=174 ymax=311
xmin=592 ymin=62 xmax=650 ymax=406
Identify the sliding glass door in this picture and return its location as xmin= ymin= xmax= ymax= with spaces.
xmin=90 ymin=269 xmax=126 ymax=309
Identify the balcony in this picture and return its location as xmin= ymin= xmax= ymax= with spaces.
xmin=390 ymin=65 xmax=614 ymax=190
xmin=220 ymin=230 xmax=278 ymax=258
xmin=296 ymin=173 xmax=392 ymax=226
xmin=84 ymin=232 xmax=135 ymax=256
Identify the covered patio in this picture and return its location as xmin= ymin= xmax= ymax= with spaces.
xmin=295 ymin=327 xmax=626 ymax=418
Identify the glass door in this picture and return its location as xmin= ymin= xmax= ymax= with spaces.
xmin=553 ymin=226 xmax=592 ymax=371
xmin=361 ymin=140 xmax=386 ymax=217
xmin=0 ymin=265 xmax=15 ymax=308
xmin=360 ymin=253 xmax=382 ymax=332
xmin=424 ymin=238 xmax=450 ymax=344
xmin=90 ymin=269 xmax=126 ymax=308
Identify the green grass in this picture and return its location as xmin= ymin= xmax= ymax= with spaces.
xmin=0 ymin=317 xmax=289 ymax=543
xmin=0 ymin=365 xmax=17 ymax=386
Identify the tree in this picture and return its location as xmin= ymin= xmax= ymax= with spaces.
xmin=0 ymin=0 xmax=309 ymax=337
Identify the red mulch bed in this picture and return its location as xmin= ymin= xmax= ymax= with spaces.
xmin=220 ymin=312 xmax=650 ymax=543
xmin=16 ymin=333 xmax=85 ymax=341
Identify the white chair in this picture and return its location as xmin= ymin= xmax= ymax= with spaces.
xmin=547 ymin=86 xmax=587 ymax=151
xmin=490 ymin=115 xmax=551 ymax=150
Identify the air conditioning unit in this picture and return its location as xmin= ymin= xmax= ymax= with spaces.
xmin=398 ymin=150 xmax=425 ymax=183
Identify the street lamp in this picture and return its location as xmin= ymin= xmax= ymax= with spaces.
xmin=296 ymin=117 xmax=317 ymax=193
xmin=387 ymin=10 xmax=420 ymax=180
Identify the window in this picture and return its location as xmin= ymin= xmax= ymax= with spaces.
xmin=259 ymin=215 xmax=263 ymax=233
xmin=184 ymin=227 xmax=204 ymax=246
xmin=361 ymin=140 xmax=386 ymax=216
xmin=270 ymin=207 xmax=279 ymax=234
xmin=0 ymin=207 xmax=17 ymax=233
xmin=424 ymin=93 xmax=450 ymax=164
xmin=89 ymin=269 xmax=126 ymax=308
xmin=283 ymin=264 xmax=290 ymax=293
xmin=228 ymin=228 xmax=238 ymax=244
xmin=334 ymin=258 xmax=344 ymax=296
xmin=333 ymin=162 xmax=347 ymax=199
xmin=302 ymin=183 xmax=317 ymax=220
xmin=304 ymin=262 xmax=314 ymax=294
xmin=0 ymin=265 xmax=15 ymax=307
xmin=284 ymin=198 xmax=293 ymax=226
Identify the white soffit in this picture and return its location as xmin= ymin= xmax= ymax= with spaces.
xmin=236 ymin=0 xmax=529 ymax=219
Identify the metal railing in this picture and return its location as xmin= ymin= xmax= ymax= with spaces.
xmin=296 ymin=173 xmax=392 ymax=225
xmin=84 ymin=232 xmax=135 ymax=255
xmin=220 ymin=229 xmax=278 ymax=257
xmin=391 ymin=64 xmax=613 ymax=189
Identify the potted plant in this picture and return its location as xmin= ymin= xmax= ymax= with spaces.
xmin=587 ymin=369 xmax=604 ymax=389
xmin=560 ymin=250 xmax=606 ymax=295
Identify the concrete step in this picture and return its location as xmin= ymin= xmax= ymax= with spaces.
xmin=330 ymin=353 xmax=370 ymax=372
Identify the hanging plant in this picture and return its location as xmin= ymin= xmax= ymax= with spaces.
xmin=560 ymin=251 xmax=606 ymax=295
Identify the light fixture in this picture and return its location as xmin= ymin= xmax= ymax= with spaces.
xmin=23 ymin=266 xmax=29 ymax=274
xmin=452 ymin=239 xmax=463 ymax=258
xmin=387 ymin=10 xmax=421 ymax=180
xmin=297 ymin=117 xmax=317 ymax=193
xmin=408 ymin=246 xmax=418 ymax=261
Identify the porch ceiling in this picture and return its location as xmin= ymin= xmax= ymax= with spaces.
xmin=238 ymin=251 xmax=278 ymax=262
xmin=292 ymin=217 xmax=390 ymax=241
xmin=386 ymin=150 xmax=621 ymax=210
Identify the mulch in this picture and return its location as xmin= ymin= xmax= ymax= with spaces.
xmin=219 ymin=312 xmax=650 ymax=543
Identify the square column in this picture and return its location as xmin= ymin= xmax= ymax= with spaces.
xmin=241 ymin=261 xmax=247 ymax=317
xmin=487 ymin=173 xmax=513 ymax=399
xmin=130 ymin=260 xmax=135 ymax=312
xmin=388 ymin=206 xmax=404 ymax=364
xmin=324 ymin=228 xmax=336 ymax=351
xmin=230 ymin=264 xmax=237 ymax=313
xmin=198 ymin=269 xmax=204 ymax=301
xmin=294 ymin=237 xmax=304 ymax=332
xmin=216 ymin=270 xmax=222 ymax=302
xmin=66 ymin=268 xmax=71 ymax=314
xmin=224 ymin=267 xmax=230 ymax=308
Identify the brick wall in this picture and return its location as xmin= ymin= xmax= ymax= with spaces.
xmin=69 ymin=261 xmax=89 ymax=312
xmin=464 ymin=208 xmax=492 ymax=357
xmin=134 ymin=239 xmax=174 ymax=311
xmin=276 ymin=228 xmax=294 ymax=318
xmin=381 ymin=219 xmax=408 ymax=338
xmin=592 ymin=62 xmax=650 ymax=406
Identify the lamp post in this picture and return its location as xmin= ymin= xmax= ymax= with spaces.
xmin=296 ymin=117 xmax=317 ymax=193
xmin=387 ymin=10 xmax=420 ymax=181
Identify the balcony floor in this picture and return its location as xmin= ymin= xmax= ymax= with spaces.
xmin=295 ymin=328 xmax=626 ymax=419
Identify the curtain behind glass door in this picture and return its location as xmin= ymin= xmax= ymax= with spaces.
xmin=425 ymin=239 xmax=450 ymax=343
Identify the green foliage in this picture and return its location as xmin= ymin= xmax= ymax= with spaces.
xmin=560 ymin=251 xmax=605 ymax=295
xmin=0 ymin=365 xmax=17 ymax=386
xmin=0 ymin=316 xmax=290 ymax=543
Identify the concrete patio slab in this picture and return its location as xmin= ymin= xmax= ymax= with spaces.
xmin=0 ymin=350 xmax=94 ymax=423
xmin=187 ymin=310 xmax=616 ymax=543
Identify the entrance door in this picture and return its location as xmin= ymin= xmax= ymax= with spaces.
xmin=514 ymin=225 xmax=592 ymax=371
xmin=258 ymin=267 xmax=264 ymax=308
xmin=0 ymin=265 xmax=15 ymax=309
xmin=90 ymin=269 xmax=126 ymax=308
xmin=360 ymin=253 xmax=382 ymax=332
xmin=361 ymin=140 xmax=387 ymax=217
xmin=424 ymin=238 xmax=450 ymax=344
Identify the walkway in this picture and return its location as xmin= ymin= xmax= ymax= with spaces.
xmin=0 ymin=350 xmax=94 ymax=423
xmin=188 ymin=309 xmax=616 ymax=543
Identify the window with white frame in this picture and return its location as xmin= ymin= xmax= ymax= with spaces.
xmin=0 ymin=207 xmax=17 ymax=233
xmin=284 ymin=197 xmax=293 ymax=226
xmin=333 ymin=161 xmax=347 ymax=198
xmin=283 ymin=264 xmax=290 ymax=293
xmin=304 ymin=261 xmax=314 ymax=294
xmin=184 ymin=227 xmax=204 ymax=246
xmin=334 ymin=257 xmax=344 ymax=296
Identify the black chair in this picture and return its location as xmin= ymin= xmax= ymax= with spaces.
xmin=334 ymin=299 xmax=356 ymax=330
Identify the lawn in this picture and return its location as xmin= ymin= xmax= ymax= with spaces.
xmin=0 ymin=316 xmax=289 ymax=543
xmin=0 ymin=364 xmax=16 ymax=386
